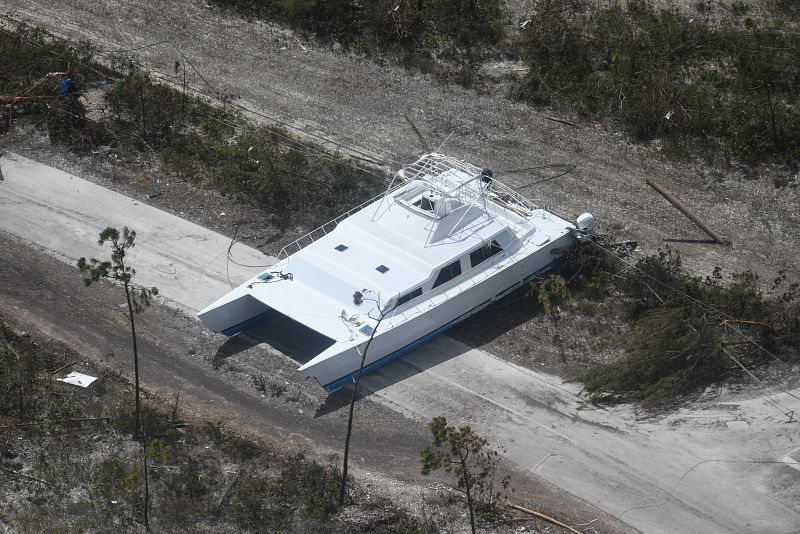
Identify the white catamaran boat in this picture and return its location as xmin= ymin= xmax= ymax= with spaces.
xmin=198 ymin=153 xmax=596 ymax=391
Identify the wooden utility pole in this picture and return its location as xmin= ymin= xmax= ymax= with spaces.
xmin=645 ymin=179 xmax=731 ymax=246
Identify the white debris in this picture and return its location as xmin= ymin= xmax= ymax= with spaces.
xmin=57 ymin=371 xmax=98 ymax=388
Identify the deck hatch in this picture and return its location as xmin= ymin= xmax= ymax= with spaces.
xmin=334 ymin=244 xmax=349 ymax=252
xmin=359 ymin=324 xmax=374 ymax=336
xmin=376 ymin=265 xmax=390 ymax=274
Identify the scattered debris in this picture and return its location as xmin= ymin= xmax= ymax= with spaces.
xmin=0 ymin=466 xmax=56 ymax=487
xmin=544 ymin=115 xmax=577 ymax=128
xmin=49 ymin=359 xmax=78 ymax=375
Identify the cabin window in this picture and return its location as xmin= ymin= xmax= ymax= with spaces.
xmin=335 ymin=244 xmax=348 ymax=252
xmin=433 ymin=260 xmax=462 ymax=289
xmin=396 ymin=287 xmax=422 ymax=306
xmin=469 ymin=240 xmax=503 ymax=268
xmin=376 ymin=265 xmax=390 ymax=274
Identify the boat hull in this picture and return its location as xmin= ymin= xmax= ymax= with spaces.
xmin=301 ymin=232 xmax=575 ymax=390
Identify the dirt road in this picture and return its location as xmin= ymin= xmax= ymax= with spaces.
xmin=2 ymin=154 xmax=799 ymax=533
xmin=4 ymin=0 xmax=800 ymax=287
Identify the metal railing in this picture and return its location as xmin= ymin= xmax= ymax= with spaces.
xmin=401 ymin=153 xmax=541 ymax=216
xmin=276 ymin=184 xmax=404 ymax=260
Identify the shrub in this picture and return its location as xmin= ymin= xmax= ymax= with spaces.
xmin=209 ymin=0 xmax=504 ymax=73
xmin=581 ymin=249 xmax=800 ymax=408
xmin=225 ymin=454 xmax=340 ymax=530
xmin=0 ymin=321 xmax=63 ymax=422
xmin=514 ymin=0 xmax=800 ymax=164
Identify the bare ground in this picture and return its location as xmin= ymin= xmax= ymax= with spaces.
xmin=0 ymin=0 xmax=799 ymax=529
xmin=0 ymin=229 xmax=635 ymax=533
xmin=3 ymin=0 xmax=799 ymax=288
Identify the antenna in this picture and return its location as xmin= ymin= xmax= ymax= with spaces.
xmin=435 ymin=131 xmax=455 ymax=154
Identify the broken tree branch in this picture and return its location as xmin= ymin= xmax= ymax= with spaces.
xmin=0 ymin=416 xmax=110 ymax=430
xmin=404 ymin=112 xmax=430 ymax=152
xmin=545 ymin=115 xmax=578 ymax=128
xmin=505 ymin=501 xmax=583 ymax=534
xmin=721 ymin=319 xmax=774 ymax=329
xmin=0 ymin=467 xmax=56 ymax=486
xmin=49 ymin=360 xmax=78 ymax=375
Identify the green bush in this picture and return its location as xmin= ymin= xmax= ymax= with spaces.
xmin=210 ymin=0 xmax=504 ymax=71
xmin=225 ymin=454 xmax=340 ymax=531
xmin=0 ymin=27 xmax=110 ymax=151
xmin=0 ymin=322 xmax=63 ymax=422
xmin=581 ymin=249 xmax=800 ymax=408
xmin=514 ymin=0 xmax=800 ymax=163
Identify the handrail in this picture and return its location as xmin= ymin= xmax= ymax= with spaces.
xmin=276 ymin=184 xmax=404 ymax=260
xmin=401 ymin=153 xmax=541 ymax=216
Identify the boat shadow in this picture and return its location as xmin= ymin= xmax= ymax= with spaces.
xmin=448 ymin=290 xmax=544 ymax=349
xmin=211 ymin=289 xmax=544 ymax=417
xmin=212 ymin=312 xmax=333 ymax=368
xmin=313 ymin=338 xmax=469 ymax=418
xmin=314 ymin=292 xmax=547 ymax=417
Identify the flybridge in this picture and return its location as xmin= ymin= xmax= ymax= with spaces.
xmin=198 ymin=153 xmax=597 ymax=391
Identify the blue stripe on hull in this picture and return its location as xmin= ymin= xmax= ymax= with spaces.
xmin=321 ymin=258 xmax=564 ymax=392
xmin=221 ymin=309 xmax=276 ymax=336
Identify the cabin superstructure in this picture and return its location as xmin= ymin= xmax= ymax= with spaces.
xmin=198 ymin=153 xmax=596 ymax=390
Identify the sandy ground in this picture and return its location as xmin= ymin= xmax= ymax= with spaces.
xmin=3 ymin=0 xmax=799 ymax=289
xmin=0 ymin=154 xmax=635 ymax=533
xmin=1 ymin=0 xmax=799 ymax=531
xmin=2 ymin=154 xmax=799 ymax=533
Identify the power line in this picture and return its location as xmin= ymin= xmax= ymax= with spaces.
xmin=512 ymin=163 xmax=577 ymax=191
xmin=589 ymin=239 xmax=785 ymax=364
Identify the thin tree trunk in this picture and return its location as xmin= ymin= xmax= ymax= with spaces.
xmin=181 ymin=63 xmax=186 ymax=129
xmin=125 ymin=282 xmax=149 ymax=531
xmin=139 ymin=84 xmax=146 ymax=139
xmin=124 ymin=282 xmax=141 ymax=440
xmin=339 ymin=313 xmax=384 ymax=505
xmin=142 ymin=440 xmax=150 ymax=532
xmin=460 ymin=449 xmax=476 ymax=534
xmin=753 ymin=31 xmax=780 ymax=150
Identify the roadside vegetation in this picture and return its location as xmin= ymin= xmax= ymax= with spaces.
xmin=0 ymin=24 xmax=385 ymax=233
xmin=421 ymin=417 xmax=509 ymax=533
xmin=0 ymin=317 xmax=434 ymax=532
xmin=530 ymin=241 xmax=800 ymax=409
xmin=104 ymin=70 xmax=383 ymax=230
xmin=209 ymin=0 xmax=504 ymax=84
xmin=207 ymin=0 xmax=800 ymax=167
xmin=513 ymin=0 xmax=800 ymax=165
